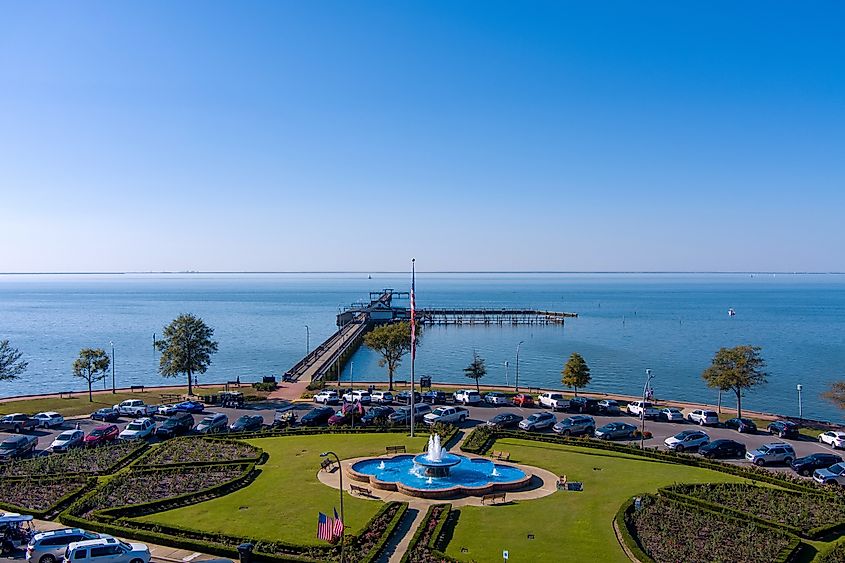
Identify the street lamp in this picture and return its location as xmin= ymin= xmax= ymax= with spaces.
xmin=110 ymin=341 xmax=115 ymax=394
xmin=305 ymin=325 xmax=311 ymax=355
xmin=515 ymin=341 xmax=525 ymax=392
xmin=641 ymin=368 xmax=654 ymax=449
xmin=350 ymin=362 xmax=355 ymax=430
xmin=504 ymin=361 xmax=509 ymax=387
xmin=320 ymin=451 xmax=345 ymax=563
xmin=797 ymin=384 xmax=803 ymax=422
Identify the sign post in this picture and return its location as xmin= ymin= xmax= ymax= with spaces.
xmin=503 ymin=550 xmax=509 ymax=561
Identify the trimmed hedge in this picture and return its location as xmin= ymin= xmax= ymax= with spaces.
xmin=613 ymin=497 xmax=654 ymax=563
xmin=399 ymin=504 xmax=461 ymax=563
xmin=135 ymin=437 xmax=263 ymax=468
xmin=0 ymin=476 xmax=97 ymax=519
xmin=0 ymin=442 xmax=147 ymax=478
xmin=819 ymin=541 xmax=845 ymax=563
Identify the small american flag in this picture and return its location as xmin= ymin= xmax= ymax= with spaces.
xmin=317 ymin=512 xmax=333 ymax=542
xmin=332 ymin=508 xmax=344 ymax=540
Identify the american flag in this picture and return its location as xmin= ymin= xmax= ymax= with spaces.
xmin=410 ymin=261 xmax=416 ymax=360
xmin=317 ymin=512 xmax=333 ymax=542
xmin=332 ymin=508 xmax=344 ymax=540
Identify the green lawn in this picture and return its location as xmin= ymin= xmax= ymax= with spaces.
xmin=137 ymin=433 xmax=428 ymax=545
xmin=445 ymin=438 xmax=751 ymax=563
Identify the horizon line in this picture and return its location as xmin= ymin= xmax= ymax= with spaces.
xmin=1 ymin=270 xmax=844 ymax=276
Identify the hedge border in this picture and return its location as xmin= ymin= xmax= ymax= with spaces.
xmin=0 ymin=476 xmax=97 ymax=519
xmin=134 ymin=436 xmax=264 ymax=468
xmin=399 ymin=503 xmax=461 ymax=563
xmin=0 ymin=442 xmax=148 ymax=479
xmin=357 ymin=501 xmax=409 ymax=563
xmin=613 ymin=497 xmax=654 ymax=563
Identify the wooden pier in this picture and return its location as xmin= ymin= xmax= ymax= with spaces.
xmin=415 ymin=308 xmax=576 ymax=325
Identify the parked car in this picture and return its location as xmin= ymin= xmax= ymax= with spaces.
xmin=194 ymin=413 xmax=229 ymax=434
xmin=657 ymin=407 xmax=685 ymax=422
xmin=113 ymin=400 xmax=155 ymax=417
xmin=118 ymin=418 xmax=156 ymax=441
xmin=313 ymin=390 xmax=339 ymax=405
xmin=791 ymin=452 xmax=843 ymax=477
xmin=486 ymin=413 xmax=524 ymax=429
xmin=724 ymin=417 xmax=757 ymax=433
xmin=519 ymin=412 xmax=556 ymax=431
xmin=301 ymin=406 xmax=336 ymax=426
xmin=361 ymin=406 xmax=395 ymax=425
xmin=768 ymin=420 xmax=800 ymax=439
xmin=50 ymin=430 xmax=84 ymax=453
xmin=553 ymin=415 xmax=596 ymax=436
xmin=342 ymin=390 xmax=372 ymax=405
xmin=595 ymin=421 xmax=637 ymax=440
xmin=32 ymin=412 xmax=64 ymax=429
xmin=395 ymin=391 xmax=421 ymax=405
xmin=699 ymin=439 xmax=746 ymax=459
xmin=174 ymin=400 xmax=205 ymax=414
xmin=90 ymin=408 xmax=119 ymax=422
xmin=157 ymin=404 xmax=177 ymax=416
xmin=421 ymin=391 xmax=447 ymax=405
xmin=229 ymin=415 xmax=264 ymax=433
xmin=687 ymin=409 xmax=720 ymax=426
xmin=0 ymin=435 xmax=37 ymax=460
xmin=0 ymin=414 xmax=37 ymax=433
xmin=568 ymin=397 xmax=599 ymax=414
xmin=745 ymin=442 xmax=796 ymax=466
xmin=626 ymin=401 xmax=659 ymax=419
xmin=664 ymin=430 xmax=710 ymax=452
xmin=538 ymin=392 xmax=569 ymax=411
xmin=424 ymin=406 xmax=469 ymax=425
xmin=328 ymin=404 xmax=365 ymax=426
xmin=484 ymin=392 xmax=510 ymax=406
xmin=813 ymin=462 xmax=845 ymax=486
xmin=597 ymin=399 xmax=621 ymax=415
xmin=371 ymin=391 xmax=394 ymax=404
xmin=388 ymin=404 xmax=432 ymax=424
xmin=84 ymin=424 xmax=120 ymax=446
xmin=512 ymin=394 xmax=535 ymax=407
xmin=453 ymin=390 xmax=482 ymax=405
xmin=819 ymin=431 xmax=845 ymax=449
xmin=62 ymin=537 xmax=151 ymax=563
xmin=26 ymin=528 xmax=102 ymax=563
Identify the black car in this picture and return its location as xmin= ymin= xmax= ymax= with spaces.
xmin=301 ymin=406 xmax=335 ymax=426
xmin=486 ymin=413 xmax=524 ymax=429
xmin=790 ymin=452 xmax=843 ymax=477
xmin=699 ymin=439 xmax=746 ymax=459
xmin=361 ymin=406 xmax=395 ymax=425
xmin=568 ymin=397 xmax=599 ymax=414
xmin=155 ymin=412 xmax=194 ymax=438
xmin=91 ymin=408 xmax=120 ymax=422
xmin=230 ymin=414 xmax=264 ymax=432
xmin=0 ymin=435 xmax=38 ymax=460
xmin=768 ymin=420 xmax=800 ymax=439
xmin=724 ymin=417 xmax=757 ymax=433
xmin=422 ymin=391 xmax=448 ymax=404
xmin=395 ymin=391 xmax=422 ymax=405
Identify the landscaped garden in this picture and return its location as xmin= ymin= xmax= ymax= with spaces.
xmin=0 ymin=441 xmax=144 ymax=476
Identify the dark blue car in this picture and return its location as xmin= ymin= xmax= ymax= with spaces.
xmin=91 ymin=408 xmax=119 ymax=422
xmin=175 ymin=400 xmax=205 ymax=413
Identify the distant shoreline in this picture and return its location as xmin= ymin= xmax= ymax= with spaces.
xmin=2 ymin=271 xmax=844 ymax=276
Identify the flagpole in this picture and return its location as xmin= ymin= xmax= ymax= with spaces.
xmin=410 ymin=258 xmax=416 ymax=439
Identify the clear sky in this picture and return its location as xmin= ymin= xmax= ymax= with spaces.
xmin=1 ymin=2 xmax=843 ymax=273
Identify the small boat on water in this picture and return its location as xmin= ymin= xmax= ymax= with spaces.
xmin=728 ymin=308 xmax=736 ymax=317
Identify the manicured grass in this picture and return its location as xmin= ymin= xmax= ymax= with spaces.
xmin=137 ymin=433 xmax=428 ymax=545
xmin=445 ymin=438 xmax=750 ymax=563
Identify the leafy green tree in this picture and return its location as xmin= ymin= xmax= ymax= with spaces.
xmin=156 ymin=314 xmax=219 ymax=395
xmin=701 ymin=345 xmax=767 ymax=419
xmin=463 ymin=351 xmax=487 ymax=392
xmin=823 ymin=382 xmax=845 ymax=411
xmin=561 ymin=352 xmax=591 ymax=396
xmin=72 ymin=348 xmax=110 ymax=402
xmin=363 ymin=321 xmax=415 ymax=391
xmin=0 ymin=340 xmax=28 ymax=381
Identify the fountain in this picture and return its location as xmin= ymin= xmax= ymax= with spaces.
xmin=378 ymin=461 xmax=385 ymax=470
xmin=412 ymin=434 xmax=461 ymax=477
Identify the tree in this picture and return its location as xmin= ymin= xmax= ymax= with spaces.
xmin=701 ymin=345 xmax=767 ymax=419
xmin=72 ymin=348 xmax=110 ymax=402
xmin=463 ymin=351 xmax=487 ymax=392
xmin=0 ymin=340 xmax=28 ymax=381
xmin=561 ymin=352 xmax=591 ymax=396
xmin=156 ymin=314 xmax=219 ymax=396
xmin=363 ymin=321 xmax=415 ymax=391
xmin=823 ymin=382 xmax=845 ymax=411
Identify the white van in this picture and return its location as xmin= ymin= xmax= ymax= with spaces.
xmin=63 ymin=537 xmax=150 ymax=563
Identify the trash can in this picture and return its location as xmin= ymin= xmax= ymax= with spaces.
xmin=236 ymin=543 xmax=254 ymax=563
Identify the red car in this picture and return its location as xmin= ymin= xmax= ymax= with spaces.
xmin=512 ymin=394 xmax=535 ymax=407
xmin=84 ymin=424 xmax=119 ymax=446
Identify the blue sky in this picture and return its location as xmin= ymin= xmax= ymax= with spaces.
xmin=1 ymin=2 xmax=843 ymax=272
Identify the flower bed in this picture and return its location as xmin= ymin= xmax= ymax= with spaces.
xmin=0 ymin=442 xmax=144 ymax=477
xmin=667 ymin=483 xmax=845 ymax=534
xmin=0 ymin=477 xmax=90 ymax=514
xmin=400 ymin=504 xmax=461 ymax=563
xmin=137 ymin=437 xmax=261 ymax=467
xmin=627 ymin=495 xmax=792 ymax=563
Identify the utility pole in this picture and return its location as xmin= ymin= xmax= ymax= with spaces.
xmin=515 ymin=341 xmax=524 ymax=392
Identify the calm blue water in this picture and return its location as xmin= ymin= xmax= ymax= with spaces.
xmin=351 ymin=454 xmax=526 ymax=490
xmin=1 ymin=273 xmax=844 ymax=422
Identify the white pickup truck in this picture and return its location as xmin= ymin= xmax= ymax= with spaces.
xmin=113 ymin=399 xmax=157 ymax=417
xmin=424 ymin=406 xmax=469 ymax=425
xmin=538 ymin=392 xmax=569 ymax=411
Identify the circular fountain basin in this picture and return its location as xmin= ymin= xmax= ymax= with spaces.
xmin=412 ymin=452 xmax=462 ymax=477
xmin=349 ymin=454 xmax=531 ymax=499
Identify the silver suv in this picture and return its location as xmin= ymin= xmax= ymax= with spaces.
xmin=27 ymin=528 xmax=101 ymax=563
xmin=745 ymin=442 xmax=796 ymax=466
xmin=552 ymin=415 xmax=595 ymax=436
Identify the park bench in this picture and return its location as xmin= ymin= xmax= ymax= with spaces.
xmin=350 ymin=484 xmax=372 ymax=496
xmin=490 ymin=451 xmax=510 ymax=461
xmin=320 ymin=458 xmax=338 ymax=473
xmin=59 ymin=391 xmax=73 ymax=399
xmin=386 ymin=445 xmax=406 ymax=454
xmin=130 ymin=385 xmax=145 ymax=392
xmin=160 ymin=393 xmax=181 ymax=402
xmin=481 ymin=492 xmax=506 ymax=505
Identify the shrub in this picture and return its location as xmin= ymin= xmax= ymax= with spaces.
xmin=252 ymin=382 xmax=278 ymax=392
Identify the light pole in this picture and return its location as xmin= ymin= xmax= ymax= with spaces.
xmin=305 ymin=325 xmax=311 ymax=355
xmin=320 ymin=451 xmax=345 ymax=563
xmin=641 ymin=368 xmax=654 ymax=449
xmin=110 ymin=341 xmax=115 ymax=393
xmin=797 ymin=384 xmax=803 ymax=422
xmin=350 ymin=361 xmax=355 ymax=430
xmin=504 ymin=361 xmax=509 ymax=387
xmin=515 ymin=341 xmax=525 ymax=392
